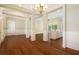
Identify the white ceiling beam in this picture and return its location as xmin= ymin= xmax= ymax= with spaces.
xmin=0 ymin=4 xmax=39 ymax=16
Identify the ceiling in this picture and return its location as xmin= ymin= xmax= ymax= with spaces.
xmin=17 ymin=4 xmax=63 ymax=14
xmin=0 ymin=4 xmax=63 ymax=18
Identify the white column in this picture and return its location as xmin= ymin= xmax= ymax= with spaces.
xmin=62 ymin=5 xmax=66 ymax=48
xmin=25 ymin=14 xmax=30 ymax=38
xmin=43 ymin=12 xmax=48 ymax=41
xmin=31 ymin=15 xmax=36 ymax=41
xmin=0 ymin=7 xmax=5 ymax=44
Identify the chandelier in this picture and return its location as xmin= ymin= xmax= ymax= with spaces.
xmin=35 ymin=4 xmax=47 ymax=14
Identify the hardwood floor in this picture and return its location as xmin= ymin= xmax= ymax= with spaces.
xmin=0 ymin=34 xmax=79 ymax=55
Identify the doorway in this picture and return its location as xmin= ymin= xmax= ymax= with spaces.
xmin=48 ymin=17 xmax=63 ymax=49
xmin=47 ymin=6 xmax=66 ymax=49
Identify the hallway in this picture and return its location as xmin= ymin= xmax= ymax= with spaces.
xmin=0 ymin=35 xmax=79 ymax=55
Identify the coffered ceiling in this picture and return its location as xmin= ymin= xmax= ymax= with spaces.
xmin=0 ymin=4 xmax=63 ymax=18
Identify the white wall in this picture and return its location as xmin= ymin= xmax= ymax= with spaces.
xmin=35 ymin=17 xmax=43 ymax=34
xmin=66 ymin=5 xmax=79 ymax=51
xmin=15 ymin=19 xmax=25 ymax=35
xmin=6 ymin=17 xmax=26 ymax=35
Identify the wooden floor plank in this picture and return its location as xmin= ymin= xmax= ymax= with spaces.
xmin=0 ymin=34 xmax=79 ymax=55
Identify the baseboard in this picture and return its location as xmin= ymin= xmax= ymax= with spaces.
xmin=65 ymin=47 xmax=79 ymax=54
xmin=6 ymin=33 xmax=26 ymax=36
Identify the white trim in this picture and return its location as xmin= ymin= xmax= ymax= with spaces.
xmin=62 ymin=5 xmax=66 ymax=48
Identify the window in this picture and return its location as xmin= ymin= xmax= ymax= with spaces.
xmin=7 ymin=21 xmax=15 ymax=33
xmin=48 ymin=24 xmax=58 ymax=31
